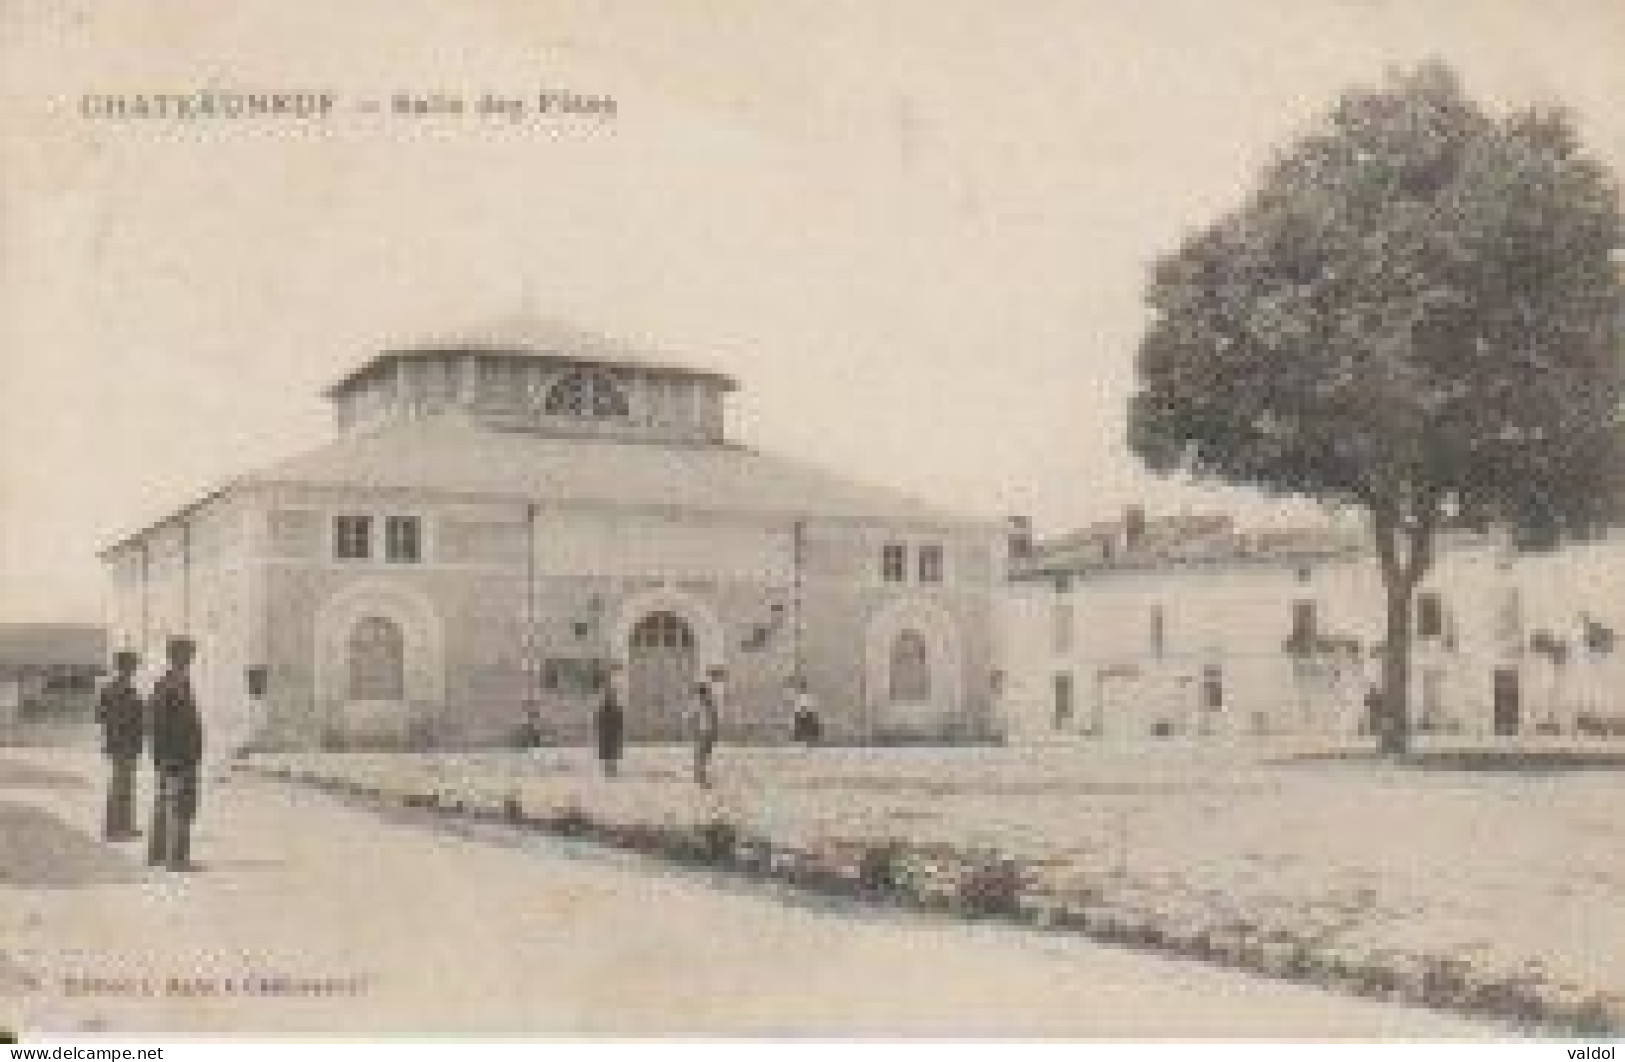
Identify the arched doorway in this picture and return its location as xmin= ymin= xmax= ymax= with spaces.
xmin=314 ymin=579 xmax=444 ymax=747
xmin=349 ymin=616 xmax=405 ymax=701
xmin=889 ymin=630 xmax=932 ymax=703
xmin=628 ymin=611 xmax=697 ymax=740
xmin=864 ymin=598 xmax=963 ymax=738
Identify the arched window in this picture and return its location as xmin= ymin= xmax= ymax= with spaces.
xmin=889 ymin=630 xmax=931 ymax=702
xmin=349 ymin=615 xmax=404 ymax=700
xmin=631 ymin=611 xmax=695 ymax=650
xmin=543 ymin=371 xmax=629 ymax=418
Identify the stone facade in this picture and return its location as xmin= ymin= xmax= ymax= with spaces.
xmin=101 ymin=323 xmax=1001 ymax=750
xmin=1000 ymin=511 xmax=1625 ymax=742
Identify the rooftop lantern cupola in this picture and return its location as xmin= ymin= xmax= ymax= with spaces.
xmin=321 ymin=317 xmax=737 ymax=446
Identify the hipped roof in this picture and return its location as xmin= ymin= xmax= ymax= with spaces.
xmin=103 ymin=418 xmax=992 ymax=554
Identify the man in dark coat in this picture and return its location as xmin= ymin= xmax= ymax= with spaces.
xmin=147 ymin=637 xmax=204 ymax=871
xmin=689 ymin=671 xmax=722 ymax=788
xmin=1363 ymin=683 xmax=1385 ymax=739
xmin=788 ymin=677 xmax=822 ymax=747
xmin=96 ymin=650 xmax=144 ymax=840
xmin=594 ymin=662 xmax=626 ymax=778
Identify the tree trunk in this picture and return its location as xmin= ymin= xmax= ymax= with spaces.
xmin=1379 ymin=576 xmax=1415 ymax=756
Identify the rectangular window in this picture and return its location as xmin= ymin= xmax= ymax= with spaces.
xmin=918 ymin=543 xmax=944 ymax=583
xmin=334 ymin=515 xmax=372 ymax=560
xmin=1202 ymin=664 xmax=1224 ymax=710
xmin=1417 ymin=592 xmax=1444 ymax=639
xmin=1051 ymin=598 xmax=1074 ymax=655
xmin=882 ymin=542 xmax=907 ymax=583
xmin=385 ymin=515 xmax=422 ymax=563
xmin=1150 ymin=605 xmax=1166 ymax=657
xmin=1052 ymin=672 xmax=1075 ymax=730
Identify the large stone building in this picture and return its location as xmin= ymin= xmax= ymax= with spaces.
xmin=100 ymin=321 xmax=1001 ymax=749
xmin=999 ymin=509 xmax=1625 ymax=742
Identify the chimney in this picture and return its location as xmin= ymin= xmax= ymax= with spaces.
xmin=1124 ymin=505 xmax=1147 ymax=552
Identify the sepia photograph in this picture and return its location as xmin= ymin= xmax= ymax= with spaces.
xmin=2 ymin=0 xmax=1624 ymax=1047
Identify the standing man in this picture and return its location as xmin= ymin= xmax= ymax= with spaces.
xmin=594 ymin=661 xmax=626 ymax=778
xmin=689 ymin=672 xmax=722 ymax=788
xmin=147 ymin=637 xmax=204 ymax=872
xmin=1362 ymin=682 xmax=1385 ymax=740
xmin=96 ymin=650 xmax=145 ymax=841
xmin=516 ymin=700 xmax=544 ymax=758
xmin=788 ymin=676 xmax=822 ymax=747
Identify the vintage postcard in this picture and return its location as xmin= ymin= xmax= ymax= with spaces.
xmin=2 ymin=0 xmax=1624 ymax=1045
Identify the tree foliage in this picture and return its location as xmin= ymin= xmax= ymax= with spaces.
xmin=1128 ymin=63 xmax=1625 ymax=750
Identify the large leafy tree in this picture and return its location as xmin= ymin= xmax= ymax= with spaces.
xmin=1129 ymin=63 xmax=1624 ymax=753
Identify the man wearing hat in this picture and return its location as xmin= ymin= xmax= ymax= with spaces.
xmin=147 ymin=636 xmax=205 ymax=871
xmin=593 ymin=660 xmax=626 ymax=778
xmin=687 ymin=666 xmax=725 ymax=788
xmin=95 ymin=650 xmax=145 ymax=841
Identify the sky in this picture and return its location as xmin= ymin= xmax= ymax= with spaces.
xmin=2 ymin=0 xmax=1624 ymax=622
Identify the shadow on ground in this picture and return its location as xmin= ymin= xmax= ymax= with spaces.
xmin=0 ymin=801 xmax=147 ymax=887
xmin=0 ymin=759 xmax=89 ymax=790
xmin=196 ymin=858 xmax=285 ymax=872
xmin=1275 ymin=749 xmax=1625 ymax=773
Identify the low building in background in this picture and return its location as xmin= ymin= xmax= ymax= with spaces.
xmin=0 ymin=623 xmax=107 ymax=741
xmin=1000 ymin=508 xmax=1625 ymax=742
xmin=99 ymin=318 xmax=1002 ymax=750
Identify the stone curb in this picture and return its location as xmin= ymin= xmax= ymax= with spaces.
xmin=243 ymin=762 xmax=1625 ymax=1037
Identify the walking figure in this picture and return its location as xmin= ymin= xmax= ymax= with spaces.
xmin=788 ymin=677 xmax=822 ymax=747
xmin=147 ymin=637 xmax=205 ymax=872
xmin=689 ymin=673 xmax=722 ymax=788
xmin=517 ymin=701 xmax=545 ymax=757
xmin=96 ymin=650 xmax=145 ymax=841
xmin=1363 ymin=683 xmax=1385 ymax=739
xmin=594 ymin=662 xmax=626 ymax=778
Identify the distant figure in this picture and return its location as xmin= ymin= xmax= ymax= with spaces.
xmin=147 ymin=637 xmax=204 ymax=872
xmin=1363 ymin=683 xmax=1384 ymax=738
xmin=517 ymin=701 xmax=545 ymax=757
xmin=594 ymin=663 xmax=626 ymax=778
xmin=96 ymin=650 xmax=145 ymax=841
xmin=689 ymin=676 xmax=721 ymax=788
xmin=788 ymin=678 xmax=822 ymax=747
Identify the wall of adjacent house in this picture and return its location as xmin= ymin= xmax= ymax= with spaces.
xmin=1001 ymin=557 xmax=1378 ymax=741
xmin=1495 ymin=535 xmax=1625 ymax=731
xmin=999 ymin=530 xmax=1625 ymax=743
